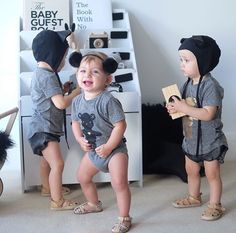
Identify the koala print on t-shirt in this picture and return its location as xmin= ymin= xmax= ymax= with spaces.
xmin=78 ymin=113 xmax=102 ymax=149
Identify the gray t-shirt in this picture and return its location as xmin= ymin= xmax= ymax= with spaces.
xmin=181 ymin=73 xmax=228 ymax=162
xmin=28 ymin=67 xmax=64 ymax=139
xmin=71 ymin=91 xmax=125 ymax=150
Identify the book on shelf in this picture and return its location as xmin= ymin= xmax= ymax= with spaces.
xmin=22 ymin=0 xmax=70 ymax=31
xmin=72 ymin=0 xmax=113 ymax=30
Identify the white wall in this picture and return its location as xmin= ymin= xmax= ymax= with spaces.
xmin=0 ymin=1 xmax=20 ymax=170
xmin=112 ymin=0 xmax=236 ymax=135
xmin=1 ymin=0 xmax=235 ymax=171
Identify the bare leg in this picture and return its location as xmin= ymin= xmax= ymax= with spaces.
xmin=77 ymin=153 xmax=99 ymax=204
xmin=185 ymin=156 xmax=201 ymax=197
xmin=42 ymin=141 xmax=64 ymax=202
xmin=40 ymin=157 xmax=50 ymax=192
xmin=109 ymin=153 xmax=131 ymax=217
xmin=204 ymin=160 xmax=222 ymax=204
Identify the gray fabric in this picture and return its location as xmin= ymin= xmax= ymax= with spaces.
xmin=71 ymin=91 xmax=127 ymax=172
xmin=181 ymin=73 xmax=228 ymax=163
xmin=88 ymin=143 xmax=127 ymax=173
xmin=28 ymin=132 xmax=60 ymax=156
xmin=28 ymin=67 xmax=64 ymax=139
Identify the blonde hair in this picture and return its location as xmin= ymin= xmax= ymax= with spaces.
xmin=81 ymin=52 xmax=108 ymax=64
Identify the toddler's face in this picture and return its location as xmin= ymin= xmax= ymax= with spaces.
xmin=179 ymin=50 xmax=200 ymax=79
xmin=77 ymin=57 xmax=111 ymax=95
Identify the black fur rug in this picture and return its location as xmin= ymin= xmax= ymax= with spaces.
xmin=0 ymin=131 xmax=14 ymax=167
xmin=142 ymin=103 xmax=187 ymax=182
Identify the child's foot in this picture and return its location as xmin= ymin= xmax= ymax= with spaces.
xmin=50 ymin=198 xmax=79 ymax=211
xmin=172 ymin=194 xmax=202 ymax=208
xmin=112 ymin=216 xmax=132 ymax=233
xmin=74 ymin=201 xmax=103 ymax=214
xmin=201 ymin=203 xmax=226 ymax=221
xmin=41 ymin=186 xmax=71 ymax=197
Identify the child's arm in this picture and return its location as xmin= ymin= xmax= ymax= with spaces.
xmin=169 ymin=96 xmax=217 ymax=121
xmin=71 ymin=120 xmax=91 ymax=152
xmin=95 ymin=119 xmax=127 ymax=158
xmin=51 ymin=86 xmax=80 ymax=110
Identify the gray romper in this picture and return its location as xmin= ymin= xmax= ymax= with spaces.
xmin=27 ymin=68 xmax=64 ymax=155
xmin=28 ymin=67 xmax=64 ymax=139
xmin=181 ymin=73 xmax=228 ymax=163
xmin=71 ymin=91 xmax=128 ymax=172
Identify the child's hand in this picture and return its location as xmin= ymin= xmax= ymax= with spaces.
xmin=64 ymin=82 xmax=80 ymax=96
xmin=166 ymin=102 xmax=177 ymax=114
xmin=78 ymin=136 xmax=92 ymax=152
xmin=95 ymin=144 xmax=112 ymax=158
xmin=63 ymin=81 xmax=73 ymax=94
xmin=168 ymin=96 xmax=188 ymax=113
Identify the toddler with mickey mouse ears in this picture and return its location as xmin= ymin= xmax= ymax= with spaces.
xmin=70 ymin=51 xmax=132 ymax=233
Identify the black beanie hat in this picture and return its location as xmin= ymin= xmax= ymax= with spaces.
xmin=32 ymin=30 xmax=71 ymax=72
xmin=178 ymin=35 xmax=221 ymax=76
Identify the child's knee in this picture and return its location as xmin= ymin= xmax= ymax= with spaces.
xmin=77 ymin=171 xmax=92 ymax=184
xmin=205 ymin=170 xmax=220 ymax=181
xmin=112 ymin=179 xmax=128 ymax=192
xmin=52 ymin=159 xmax=64 ymax=172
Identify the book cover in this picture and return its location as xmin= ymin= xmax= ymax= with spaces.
xmin=23 ymin=0 xmax=70 ymax=31
xmin=72 ymin=0 xmax=113 ymax=30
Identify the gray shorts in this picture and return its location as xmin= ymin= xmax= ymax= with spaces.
xmin=184 ymin=145 xmax=228 ymax=164
xmin=28 ymin=132 xmax=60 ymax=156
xmin=88 ymin=142 xmax=128 ymax=173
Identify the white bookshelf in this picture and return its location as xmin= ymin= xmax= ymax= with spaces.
xmin=19 ymin=9 xmax=142 ymax=191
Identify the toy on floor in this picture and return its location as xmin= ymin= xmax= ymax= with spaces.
xmin=0 ymin=107 xmax=18 ymax=196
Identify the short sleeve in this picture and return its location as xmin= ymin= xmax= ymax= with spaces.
xmin=202 ymin=82 xmax=223 ymax=107
xmin=71 ymin=96 xmax=80 ymax=121
xmin=106 ymin=97 xmax=125 ymax=124
xmin=43 ymin=74 xmax=62 ymax=98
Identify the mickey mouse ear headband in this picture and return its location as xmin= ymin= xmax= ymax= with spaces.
xmin=69 ymin=51 xmax=120 ymax=74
